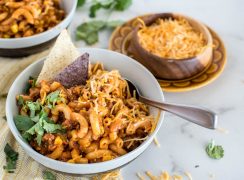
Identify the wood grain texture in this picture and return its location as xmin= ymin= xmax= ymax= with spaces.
xmin=129 ymin=13 xmax=213 ymax=80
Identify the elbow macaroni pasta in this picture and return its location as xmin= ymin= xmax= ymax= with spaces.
xmin=47 ymin=136 xmax=64 ymax=159
xmin=16 ymin=63 xmax=155 ymax=163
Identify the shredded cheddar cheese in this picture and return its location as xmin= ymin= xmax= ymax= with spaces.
xmin=138 ymin=17 xmax=207 ymax=59
xmin=137 ymin=172 xmax=145 ymax=180
xmin=216 ymin=127 xmax=229 ymax=134
xmin=184 ymin=172 xmax=193 ymax=180
xmin=173 ymin=174 xmax=183 ymax=180
xmin=124 ymin=136 xmax=149 ymax=142
xmin=145 ymin=171 xmax=158 ymax=180
xmin=136 ymin=170 xmax=193 ymax=180
xmin=160 ymin=171 xmax=170 ymax=180
xmin=153 ymin=136 xmax=160 ymax=147
xmin=93 ymin=170 xmax=121 ymax=180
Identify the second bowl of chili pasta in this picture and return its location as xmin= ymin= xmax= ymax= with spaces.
xmin=0 ymin=0 xmax=77 ymax=57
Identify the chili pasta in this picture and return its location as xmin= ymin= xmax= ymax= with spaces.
xmin=15 ymin=63 xmax=155 ymax=163
xmin=0 ymin=0 xmax=65 ymax=38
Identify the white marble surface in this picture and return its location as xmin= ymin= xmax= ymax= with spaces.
xmin=70 ymin=0 xmax=244 ymax=179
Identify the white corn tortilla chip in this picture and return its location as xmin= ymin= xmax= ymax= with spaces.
xmin=37 ymin=29 xmax=80 ymax=82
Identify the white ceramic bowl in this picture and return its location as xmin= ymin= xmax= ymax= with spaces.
xmin=6 ymin=48 xmax=164 ymax=175
xmin=0 ymin=0 xmax=77 ymax=57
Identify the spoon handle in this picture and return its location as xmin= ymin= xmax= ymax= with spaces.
xmin=139 ymin=96 xmax=217 ymax=129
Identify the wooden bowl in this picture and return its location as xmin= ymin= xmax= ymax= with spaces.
xmin=129 ymin=13 xmax=213 ymax=80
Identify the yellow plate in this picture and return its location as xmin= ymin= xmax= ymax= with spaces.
xmin=109 ymin=15 xmax=227 ymax=92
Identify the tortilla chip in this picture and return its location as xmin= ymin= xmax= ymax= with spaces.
xmin=37 ymin=29 xmax=80 ymax=83
xmin=54 ymin=53 xmax=89 ymax=88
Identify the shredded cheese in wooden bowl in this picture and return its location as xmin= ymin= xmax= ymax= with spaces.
xmin=138 ymin=17 xmax=207 ymax=59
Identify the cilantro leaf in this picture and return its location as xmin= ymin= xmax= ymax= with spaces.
xmin=76 ymin=20 xmax=122 ymax=45
xmin=46 ymin=91 xmax=60 ymax=109
xmin=86 ymin=31 xmax=99 ymax=45
xmin=46 ymin=91 xmax=60 ymax=103
xmin=14 ymin=115 xmax=34 ymax=132
xmin=77 ymin=0 xmax=86 ymax=7
xmin=31 ymin=78 xmax=37 ymax=88
xmin=36 ymin=129 xmax=44 ymax=146
xmin=88 ymin=0 xmax=132 ymax=18
xmin=43 ymin=120 xmax=62 ymax=133
xmin=114 ymin=0 xmax=132 ymax=11
xmin=14 ymin=115 xmax=35 ymax=141
xmin=206 ymin=140 xmax=224 ymax=159
xmin=3 ymin=143 xmax=19 ymax=173
xmin=31 ymin=115 xmax=39 ymax=123
xmin=77 ymin=20 xmax=106 ymax=34
xmin=26 ymin=122 xmax=40 ymax=135
xmin=24 ymin=76 xmax=37 ymax=94
xmin=89 ymin=0 xmax=114 ymax=18
xmin=26 ymin=121 xmax=44 ymax=146
xmin=44 ymin=117 xmax=66 ymax=134
xmin=39 ymin=109 xmax=49 ymax=120
xmin=26 ymin=101 xmax=41 ymax=118
xmin=77 ymin=0 xmax=133 ymax=19
xmin=24 ymin=83 xmax=31 ymax=94
xmin=106 ymin=20 xmax=124 ymax=28
xmin=76 ymin=20 xmax=106 ymax=45
xmin=100 ymin=0 xmax=115 ymax=10
xmin=24 ymin=110 xmax=64 ymax=145
xmin=89 ymin=3 xmax=102 ymax=18
xmin=22 ymin=132 xmax=33 ymax=141
xmin=15 ymin=93 xmax=64 ymax=146
xmin=43 ymin=170 xmax=56 ymax=180
xmin=51 ymin=128 xmax=66 ymax=134
xmin=17 ymin=96 xmax=24 ymax=106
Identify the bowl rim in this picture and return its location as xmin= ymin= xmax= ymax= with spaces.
xmin=132 ymin=12 xmax=213 ymax=61
xmin=6 ymin=48 xmax=165 ymax=174
xmin=0 ymin=0 xmax=77 ymax=48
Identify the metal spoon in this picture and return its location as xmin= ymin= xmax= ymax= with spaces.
xmin=126 ymin=79 xmax=218 ymax=129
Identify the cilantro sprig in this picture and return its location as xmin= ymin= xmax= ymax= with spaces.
xmin=76 ymin=0 xmax=131 ymax=45
xmin=77 ymin=0 xmax=132 ymax=18
xmin=17 ymin=96 xmax=24 ymax=106
xmin=14 ymin=90 xmax=64 ymax=146
xmin=206 ymin=140 xmax=224 ymax=159
xmin=114 ymin=0 xmax=132 ymax=11
xmin=77 ymin=0 xmax=86 ymax=7
xmin=76 ymin=20 xmax=123 ymax=45
xmin=89 ymin=0 xmax=115 ymax=18
xmin=14 ymin=115 xmax=35 ymax=131
xmin=46 ymin=90 xmax=63 ymax=109
xmin=15 ymin=109 xmax=63 ymax=146
xmin=43 ymin=170 xmax=56 ymax=180
xmin=3 ymin=143 xmax=19 ymax=173
xmin=27 ymin=101 xmax=41 ymax=118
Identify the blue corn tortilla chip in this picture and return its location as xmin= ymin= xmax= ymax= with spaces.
xmin=54 ymin=53 xmax=89 ymax=87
